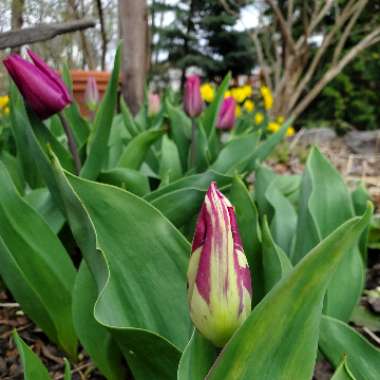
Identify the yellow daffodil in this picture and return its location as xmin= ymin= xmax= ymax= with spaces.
xmin=235 ymin=105 xmax=241 ymax=118
xmin=276 ymin=115 xmax=285 ymax=124
xmin=286 ymin=126 xmax=295 ymax=137
xmin=0 ymin=96 xmax=9 ymax=109
xmin=224 ymin=90 xmax=232 ymax=98
xmin=260 ymin=86 xmax=273 ymax=110
xmin=243 ymin=99 xmax=255 ymax=112
xmin=241 ymin=85 xmax=252 ymax=98
xmin=201 ymin=83 xmax=215 ymax=103
xmin=268 ymin=121 xmax=280 ymax=133
xmin=231 ymin=88 xmax=247 ymax=103
xmin=255 ymin=112 xmax=264 ymax=124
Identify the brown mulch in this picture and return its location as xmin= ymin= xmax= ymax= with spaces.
xmin=0 ymin=290 xmax=105 ymax=380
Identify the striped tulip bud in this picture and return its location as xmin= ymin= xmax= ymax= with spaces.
xmin=187 ymin=182 xmax=252 ymax=347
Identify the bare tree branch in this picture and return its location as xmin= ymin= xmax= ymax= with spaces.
xmin=291 ymin=27 xmax=380 ymax=119
xmin=0 ymin=19 xmax=95 ymax=50
xmin=265 ymin=0 xmax=296 ymax=53
xmin=332 ymin=0 xmax=368 ymax=65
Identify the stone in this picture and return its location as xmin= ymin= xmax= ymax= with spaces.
xmin=344 ymin=130 xmax=380 ymax=154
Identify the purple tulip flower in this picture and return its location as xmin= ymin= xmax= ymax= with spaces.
xmin=187 ymin=182 xmax=252 ymax=347
xmin=184 ymin=75 xmax=203 ymax=118
xmin=217 ymin=97 xmax=236 ymax=130
xmin=3 ymin=50 xmax=71 ymax=119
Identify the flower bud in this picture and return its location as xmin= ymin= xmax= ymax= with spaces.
xmin=187 ymin=182 xmax=252 ymax=347
xmin=148 ymin=92 xmax=160 ymax=116
xmin=216 ymin=97 xmax=236 ymax=130
xmin=84 ymin=76 xmax=100 ymax=112
xmin=3 ymin=50 xmax=71 ymax=119
xmin=184 ymin=75 xmax=203 ymax=118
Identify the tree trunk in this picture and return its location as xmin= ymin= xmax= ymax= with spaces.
xmin=11 ymin=0 xmax=25 ymax=53
xmin=95 ymin=0 xmax=107 ymax=70
xmin=118 ymin=0 xmax=148 ymax=115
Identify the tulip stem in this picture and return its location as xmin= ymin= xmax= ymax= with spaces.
xmin=58 ymin=112 xmax=81 ymax=175
xmin=191 ymin=118 xmax=197 ymax=167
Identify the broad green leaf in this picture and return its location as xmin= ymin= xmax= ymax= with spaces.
xmin=254 ymin=164 xmax=276 ymax=219
xmin=99 ymin=168 xmax=150 ymax=196
xmin=118 ymin=129 xmax=164 ymax=170
xmin=228 ymin=176 xmax=263 ymax=304
xmin=0 ymin=151 xmax=25 ymax=194
xmin=294 ymin=147 xmax=363 ymax=321
xmin=0 ymin=163 xmax=77 ymax=358
xmin=331 ymin=357 xmax=356 ymax=380
xmin=13 ymin=331 xmax=51 ymax=380
xmin=192 ymin=122 xmax=210 ymax=172
xmin=319 ymin=315 xmax=380 ymax=380
xmin=165 ymin=98 xmax=191 ymax=171
xmin=177 ymin=330 xmax=217 ymax=380
xmin=73 ymin=262 xmax=125 ymax=380
xmin=211 ymin=132 xmax=259 ymax=175
xmin=27 ymin=110 xmax=76 ymax=173
xmin=262 ymin=217 xmax=293 ymax=294
xmin=351 ymin=182 xmax=371 ymax=262
xmin=81 ymin=46 xmax=121 ymax=179
xmin=9 ymin=84 xmax=43 ymax=188
xmin=62 ymin=64 xmax=90 ymax=148
xmin=265 ymin=179 xmax=297 ymax=255
xmin=24 ymin=188 xmax=65 ymax=234
xmin=159 ymin=135 xmax=183 ymax=183
xmin=121 ymin=97 xmax=140 ymax=137
xmin=146 ymin=170 xmax=232 ymax=227
xmin=107 ymin=114 xmax=130 ymax=168
xmin=50 ymin=157 xmax=192 ymax=379
xmin=201 ymin=73 xmax=231 ymax=136
xmin=206 ymin=204 xmax=372 ymax=380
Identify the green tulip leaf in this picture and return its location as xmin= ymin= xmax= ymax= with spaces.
xmin=319 ymin=315 xmax=380 ymax=380
xmin=262 ymin=217 xmax=293 ymax=294
xmin=118 ymin=129 xmax=164 ymax=170
xmin=331 ymin=356 xmax=356 ymax=380
xmin=50 ymin=155 xmax=192 ymax=380
xmin=0 ymin=162 xmax=77 ymax=358
xmin=206 ymin=204 xmax=372 ymax=380
xmin=13 ymin=331 xmax=52 ymax=380
xmin=201 ymin=72 xmax=231 ymax=136
xmin=99 ymin=168 xmax=150 ymax=196
xmin=228 ymin=176 xmax=263 ymax=303
xmin=81 ymin=45 xmax=121 ymax=179
xmin=211 ymin=132 xmax=260 ymax=175
xmin=165 ymin=98 xmax=191 ymax=171
xmin=72 ymin=262 xmax=126 ymax=380
xmin=145 ymin=170 xmax=232 ymax=227
xmin=294 ymin=147 xmax=364 ymax=321
xmin=177 ymin=330 xmax=218 ymax=380
xmin=121 ymin=97 xmax=141 ymax=137
xmin=159 ymin=135 xmax=183 ymax=183
xmin=0 ymin=150 xmax=25 ymax=194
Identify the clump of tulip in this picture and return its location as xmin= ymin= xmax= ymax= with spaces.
xmin=187 ymin=182 xmax=252 ymax=347
xmin=148 ymin=92 xmax=161 ymax=116
xmin=3 ymin=50 xmax=71 ymax=119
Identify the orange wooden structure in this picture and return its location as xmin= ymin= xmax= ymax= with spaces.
xmin=70 ymin=70 xmax=111 ymax=117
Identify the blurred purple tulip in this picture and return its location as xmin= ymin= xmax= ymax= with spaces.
xmin=84 ymin=76 xmax=100 ymax=112
xmin=3 ymin=50 xmax=71 ymax=119
xmin=184 ymin=75 xmax=203 ymax=118
xmin=216 ymin=97 xmax=236 ymax=130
